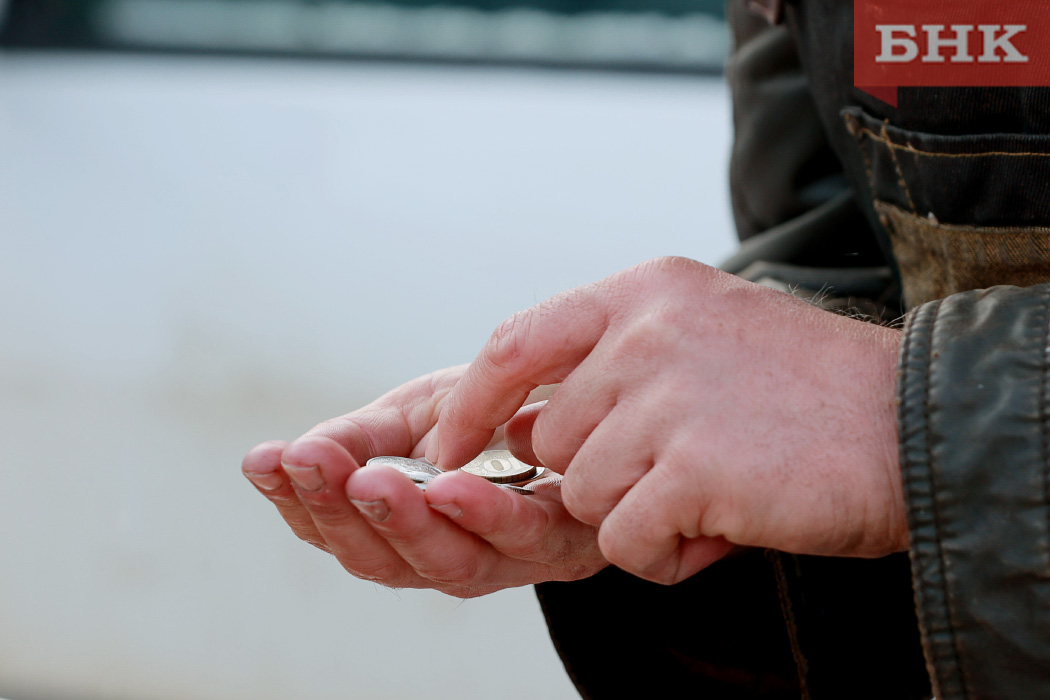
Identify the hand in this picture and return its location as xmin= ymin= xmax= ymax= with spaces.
xmin=429 ymin=257 xmax=907 ymax=585
xmin=241 ymin=366 xmax=607 ymax=598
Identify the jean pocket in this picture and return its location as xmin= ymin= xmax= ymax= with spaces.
xmin=842 ymin=106 xmax=1050 ymax=308
xmin=874 ymin=201 xmax=1050 ymax=308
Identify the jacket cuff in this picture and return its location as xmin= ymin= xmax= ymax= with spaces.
xmin=898 ymin=286 xmax=1050 ymax=700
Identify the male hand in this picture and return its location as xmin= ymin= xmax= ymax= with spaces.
xmin=242 ymin=366 xmax=606 ymax=598
xmin=429 ymin=257 xmax=907 ymax=585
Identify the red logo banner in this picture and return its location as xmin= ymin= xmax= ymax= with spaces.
xmin=854 ymin=0 xmax=1050 ymax=107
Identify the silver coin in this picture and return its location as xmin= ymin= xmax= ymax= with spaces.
xmin=460 ymin=450 xmax=538 ymax=484
xmin=400 ymin=470 xmax=437 ymax=484
xmin=366 ymin=452 xmax=548 ymax=494
xmin=366 ymin=455 xmax=442 ymax=477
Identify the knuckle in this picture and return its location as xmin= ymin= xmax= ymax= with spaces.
xmin=487 ymin=309 xmax=534 ymax=374
xmin=266 ymin=491 xmax=303 ymax=508
xmin=702 ymin=504 xmax=747 ymax=543
xmin=314 ymin=508 xmax=359 ymax=528
xmin=606 ymin=303 xmax=697 ymax=371
xmin=530 ymin=421 xmax=556 ymax=470
xmin=595 ymin=524 xmax=630 ymax=568
xmin=300 ymin=497 xmax=357 ymax=525
xmin=531 ymin=407 xmax=583 ymax=473
xmin=618 ymin=256 xmax=719 ymax=306
xmin=435 ymin=390 xmax=464 ymax=428
xmin=597 ymin=525 xmax=675 ymax=584
xmin=639 ymin=255 xmax=705 ymax=282
xmin=303 ymin=417 xmax=348 ymax=441
xmin=304 ymin=416 xmax=378 ymax=458
xmin=560 ymin=477 xmax=605 ymax=527
xmin=616 ymin=312 xmax=676 ymax=360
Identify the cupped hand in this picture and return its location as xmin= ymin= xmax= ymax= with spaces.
xmin=242 ymin=366 xmax=607 ymax=598
xmin=429 ymin=257 xmax=907 ymax=585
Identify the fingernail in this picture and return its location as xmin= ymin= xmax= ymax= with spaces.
xmin=429 ymin=502 xmax=462 ymax=519
xmin=244 ymin=470 xmax=283 ymax=491
xmin=350 ymin=498 xmax=391 ymax=522
xmin=283 ymin=463 xmax=325 ymax=492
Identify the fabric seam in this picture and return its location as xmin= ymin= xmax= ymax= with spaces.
xmin=900 ymin=308 xmax=942 ymax=694
xmin=844 ymin=114 xmax=879 ymax=200
xmin=1042 ymin=290 xmax=1050 ymax=576
xmin=920 ymin=299 xmax=971 ymax=700
xmin=882 ymin=121 xmax=918 ymax=213
xmin=854 ymin=125 xmax=1050 ymax=159
xmin=765 ymin=549 xmax=811 ymax=700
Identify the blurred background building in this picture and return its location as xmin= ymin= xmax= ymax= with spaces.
xmin=0 ymin=1 xmax=735 ymax=698
xmin=1 ymin=0 xmax=727 ymax=71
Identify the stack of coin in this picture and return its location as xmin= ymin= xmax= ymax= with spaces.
xmin=460 ymin=450 xmax=538 ymax=483
xmin=366 ymin=450 xmax=545 ymax=494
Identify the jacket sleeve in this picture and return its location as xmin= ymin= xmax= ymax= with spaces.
xmin=721 ymin=0 xmax=893 ymax=307
xmin=899 ymin=286 xmax=1050 ymax=700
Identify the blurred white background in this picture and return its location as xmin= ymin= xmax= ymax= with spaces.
xmin=0 ymin=53 xmax=734 ymax=700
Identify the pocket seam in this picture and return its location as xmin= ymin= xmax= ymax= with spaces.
xmin=880 ymin=121 xmax=919 ymax=213
xmin=849 ymin=118 xmax=1050 ymax=160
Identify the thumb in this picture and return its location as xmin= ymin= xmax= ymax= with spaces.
xmin=504 ymin=401 xmax=551 ymax=472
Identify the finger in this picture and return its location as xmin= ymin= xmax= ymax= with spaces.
xmin=505 ymin=402 xmax=544 ymax=467
xmin=242 ymin=440 xmax=328 ymax=552
xmin=557 ymin=404 xmax=657 ymax=527
xmin=280 ymin=436 xmax=428 ymax=587
xmin=596 ymin=464 xmax=734 ymax=585
xmin=503 ymin=387 xmax=564 ymax=467
xmin=431 ymin=286 xmax=612 ymax=469
xmin=345 ymin=468 xmax=545 ymax=595
xmin=303 ymin=364 xmax=467 ymax=463
xmin=424 ymin=471 xmax=602 ymax=576
xmin=528 ymin=352 xmax=619 ymax=473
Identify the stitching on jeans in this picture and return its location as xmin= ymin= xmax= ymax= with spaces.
xmin=765 ymin=549 xmax=810 ymax=700
xmin=882 ymin=121 xmax=918 ymax=213
xmin=844 ymin=114 xmax=879 ymax=199
xmin=856 ymin=125 xmax=1050 ymax=159
xmin=921 ymin=299 xmax=971 ymax=699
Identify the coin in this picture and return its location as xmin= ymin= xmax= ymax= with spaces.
xmin=366 ymin=455 xmax=442 ymax=477
xmin=366 ymin=452 xmax=546 ymax=493
xmin=460 ymin=450 xmax=538 ymax=484
xmin=399 ymin=470 xmax=437 ymax=483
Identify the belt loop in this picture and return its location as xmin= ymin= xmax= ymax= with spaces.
xmin=745 ymin=0 xmax=785 ymax=25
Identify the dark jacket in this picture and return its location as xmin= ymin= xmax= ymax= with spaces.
xmin=535 ymin=2 xmax=1050 ymax=698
